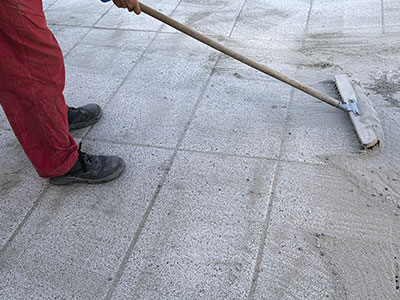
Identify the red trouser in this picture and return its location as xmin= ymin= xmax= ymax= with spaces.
xmin=0 ymin=0 xmax=78 ymax=178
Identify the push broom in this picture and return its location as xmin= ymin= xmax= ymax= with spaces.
xmin=105 ymin=1 xmax=383 ymax=149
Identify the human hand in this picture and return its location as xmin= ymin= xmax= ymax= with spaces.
xmin=112 ymin=0 xmax=141 ymax=14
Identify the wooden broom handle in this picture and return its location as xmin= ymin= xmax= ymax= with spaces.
xmin=139 ymin=2 xmax=342 ymax=110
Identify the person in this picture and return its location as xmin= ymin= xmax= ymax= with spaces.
xmin=0 ymin=0 xmax=140 ymax=185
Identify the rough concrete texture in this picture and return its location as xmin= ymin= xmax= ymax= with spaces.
xmin=1 ymin=0 xmax=399 ymax=299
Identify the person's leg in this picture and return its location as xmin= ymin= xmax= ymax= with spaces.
xmin=0 ymin=0 xmax=125 ymax=184
xmin=0 ymin=0 xmax=78 ymax=178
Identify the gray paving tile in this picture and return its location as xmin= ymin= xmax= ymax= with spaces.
xmin=161 ymin=0 xmax=244 ymax=36
xmin=63 ymin=65 xmax=123 ymax=111
xmin=0 ymin=131 xmax=47 ymax=250
xmin=308 ymin=0 xmax=382 ymax=35
xmin=252 ymin=162 xmax=399 ymax=299
xmin=87 ymin=33 xmax=218 ymax=147
xmin=42 ymin=0 xmax=59 ymax=11
xmin=63 ymin=28 xmax=155 ymax=116
xmin=0 ymin=141 xmax=172 ymax=300
xmin=231 ymin=0 xmax=310 ymax=39
xmin=63 ymin=67 xmax=124 ymax=140
xmin=214 ymin=37 xmax=302 ymax=82
xmin=64 ymin=28 xmax=155 ymax=79
xmin=96 ymin=1 xmax=180 ymax=31
xmin=385 ymin=25 xmax=400 ymax=33
xmin=384 ymin=0 xmax=400 ymax=26
xmin=180 ymin=72 xmax=292 ymax=158
xmin=47 ymin=25 xmax=90 ymax=55
xmin=45 ymin=0 xmax=111 ymax=27
xmin=298 ymin=34 xmax=400 ymax=85
xmin=280 ymin=90 xmax=360 ymax=163
xmin=0 ymin=107 xmax=10 ymax=131
xmin=111 ymin=151 xmax=277 ymax=300
xmin=2 ymin=1 xmax=399 ymax=299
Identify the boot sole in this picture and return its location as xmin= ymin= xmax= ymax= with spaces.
xmin=50 ymin=160 xmax=126 ymax=185
xmin=69 ymin=111 xmax=102 ymax=131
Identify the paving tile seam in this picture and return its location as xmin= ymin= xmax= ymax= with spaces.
xmin=62 ymin=5 xmax=115 ymax=59
xmin=83 ymin=137 xmax=326 ymax=166
xmin=102 ymin=7 xmax=258 ymax=293
xmin=381 ymin=0 xmax=386 ymax=34
xmin=43 ymin=0 xmax=60 ymax=12
xmin=308 ymin=25 xmax=385 ymax=30
xmin=0 ymin=183 xmax=50 ymax=258
xmin=246 ymin=161 xmax=280 ymax=300
xmin=305 ymin=0 xmax=314 ymax=35
xmin=48 ymin=23 xmax=161 ymax=34
xmin=102 ymin=53 xmax=220 ymax=300
xmin=78 ymin=19 xmax=166 ymax=142
xmin=246 ymin=88 xmax=295 ymax=299
xmin=177 ymin=147 xmax=324 ymax=167
xmin=247 ymin=1 xmax=314 ymax=296
xmin=100 ymin=1 xmax=216 ymax=298
xmin=103 ymin=148 xmax=177 ymax=300
xmin=48 ymin=23 xmax=307 ymax=44
xmin=227 ymin=0 xmax=249 ymax=37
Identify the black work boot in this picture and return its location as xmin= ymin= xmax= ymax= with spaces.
xmin=50 ymin=144 xmax=125 ymax=185
xmin=68 ymin=104 xmax=102 ymax=130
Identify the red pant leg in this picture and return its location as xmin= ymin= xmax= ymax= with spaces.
xmin=0 ymin=0 xmax=78 ymax=178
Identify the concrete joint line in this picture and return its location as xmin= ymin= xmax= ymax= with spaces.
xmin=305 ymin=0 xmax=314 ymax=35
xmin=0 ymin=184 xmax=50 ymax=258
xmin=247 ymin=161 xmax=281 ymax=300
xmin=103 ymin=150 xmax=177 ymax=300
xmin=104 ymin=55 xmax=220 ymax=300
xmin=275 ymin=88 xmax=296 ymax=159
xmin=102 ymin=1 xmax=206 ymax=298
xmin=246 ymin=85 xmax=295 ymax=298
xmin=63 ymin=5 xmax=114 ymax=59
xmin=228 ymin=0 xmax=249 ymax=37
xmin=104 ymin=17 xmax=231 ymax=292
xmin=44 ymin=0 xmax=60 ymax=12
xmin=80 ymin=7 xmax=173 ymax=141
xmin=381 ymin=0 xmax=386 ymax=34
xmin=84 ymin=137 xmax=326 ymax=167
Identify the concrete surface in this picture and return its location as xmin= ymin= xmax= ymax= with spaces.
xmin=1 ymin=0 xmax=400 ymax=299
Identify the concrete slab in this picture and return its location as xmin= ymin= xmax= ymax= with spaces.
xmin=0 ymin=141 xmax=173 ymax=300
xmin=64 ymin=28 xmax=155 ymax=79
xmin=48 ymin=25 xmax=90 ymax=55
xmin=384 ymin=0 xmax=400 ymax=26
xmin=110 ymin=151 xmax=276 ymax=299
xmin=214 ymin=37 xmax=302 ymax=81
xmin=161 ymin=0 xmax=244 ymax=36
xmin=0 ymin=108 xmax=10 ymax=131
xmin=0 ymin=131 xmax=47 ymax=250
xmin=96 ymin=0 xmax=180 ymax=32
xmin=1 ymin=1 xmax=399 ymax=299
xmin=180 ymin=72 xmax=292 ymax=158
xmin=280 ymin=90 xmax=360 ymax=163
xmin=308 ymin=0 xmax=382 ymax=35
xmin=385 ymin=25 xmax=400 ymax=33
xmin=231 ymin=0 xmax=310 ymax=39
xmin=87 ymin=33 xmax=218 ymax=147
xmin=45 ymin=0 xmax=111 ymax=27
xmin=62 ymin=28 xmax=156 ymax=139
xmin=63 ymin=67 xmax=123 ymax=112
xmin=42 ymin=0 xmax=59 ymax=11
xmin=251 ymin=162 xmax=400 ymax=299
xmin=298 ymin=33 xmax=400 ymax=85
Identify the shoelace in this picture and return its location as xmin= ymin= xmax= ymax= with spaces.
xmin=77 ymin=143 xmax=94 ymax=172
